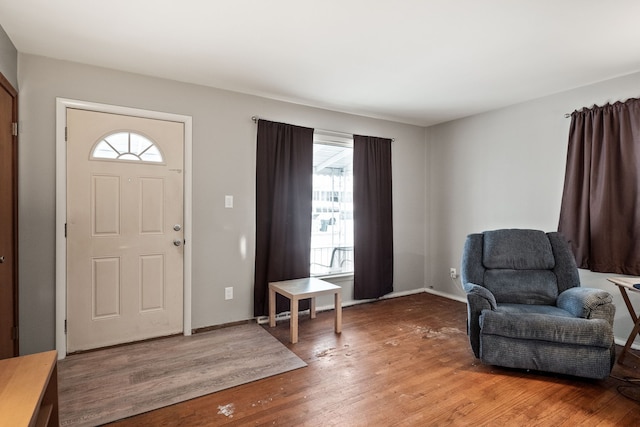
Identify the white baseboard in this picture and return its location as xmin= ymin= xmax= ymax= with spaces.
xmin=614 ymin=338 xmax=640 ymax=351
xmin=254 ymin=289 xmax=640 ymax=352
xmin=426 ymin=289 xmax=640 ymax=351
xmin=310 ymin=287 xmax=430 ymax=316
xmin=256 ymin=287 xmax=463 ymax=324
xmin=424 ymin=287 xmax=467 ymax=304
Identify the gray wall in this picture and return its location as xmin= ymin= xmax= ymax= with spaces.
xmin=427 ymin=71 xmax=640 ymax=347
xmin=17 ymin=53 xmax=427 ymax=354
xmin=0 ymin=24 xmax=17 ymax=89
xmin=16 ymin=48 xmax=640 ymax=354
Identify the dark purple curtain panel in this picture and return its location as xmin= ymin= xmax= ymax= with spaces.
xmin=254 ymin=120 xmax=313 ymax=316
xmin=353 ymin=135 xmax=394 ymax=299
xmin=558 ymin=98 xmax=640 ymax=275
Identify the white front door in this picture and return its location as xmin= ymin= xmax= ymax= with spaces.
xmin=66 ymin=108 xmax=184 ymax=352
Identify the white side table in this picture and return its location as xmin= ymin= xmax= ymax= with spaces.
xmin=269 ymin=277 xmax=342 ymax=343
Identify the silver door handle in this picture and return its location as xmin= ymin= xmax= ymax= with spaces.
xmin=173 ymin=239 xmax=182 ymax=247
xmin=0 ymin=256 xmax=4 ymax=263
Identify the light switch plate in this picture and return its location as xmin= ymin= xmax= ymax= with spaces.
xmin=225 ymin=195 xmax=233 ymax=208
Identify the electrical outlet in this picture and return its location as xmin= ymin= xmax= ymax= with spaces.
xmin=225 ymin=287 xmax=233 ymax=300
xmin=450 ymin=268 xmax=457 ymax=279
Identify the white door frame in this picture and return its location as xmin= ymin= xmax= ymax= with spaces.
xmin=55 ymin=98 xmax=193 ymax=359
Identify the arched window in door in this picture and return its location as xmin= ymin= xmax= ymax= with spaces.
xmin=91 ymin=131 xmax=164 ymax=163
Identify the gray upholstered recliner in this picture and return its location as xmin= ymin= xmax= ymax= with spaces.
xmin=461 ymin=229 xmax=616 ymax=379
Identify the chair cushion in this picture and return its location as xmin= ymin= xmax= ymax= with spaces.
xmin=483 ymin=229 xmax=555 ymax=270
xmin=480 ymin=306 xmax=614 ymax=348
xmin=496 ymin=303 xmax=573 ymax=317
xmin=483 ymin=269 xmax=558 ymax=305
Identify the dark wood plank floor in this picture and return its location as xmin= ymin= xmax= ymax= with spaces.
xmin=109 ymin=293 xmax=640 ymax=426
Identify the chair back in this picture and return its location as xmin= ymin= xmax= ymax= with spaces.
xmin=462 ymin=229 xmax=580 ymax=305
xmin=483 ymin=229 xmax=558 ymax=304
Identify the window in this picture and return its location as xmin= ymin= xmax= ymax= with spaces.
xmin=91 ymin=131 xmax=164 ymax=163
xmin=310 ymin=131 xmax=353 ymax=276
xmin=254 ymin=119 xmax=393 ymax=315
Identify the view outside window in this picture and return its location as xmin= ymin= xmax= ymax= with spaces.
xmin=310 ymin=141 xmax=353 ymax=276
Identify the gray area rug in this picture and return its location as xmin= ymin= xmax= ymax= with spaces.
xmin=58 ymin=324 xmax=306 ymax=426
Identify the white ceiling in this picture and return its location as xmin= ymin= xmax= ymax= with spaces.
xmin=1 ymin=0 xmax=640 ymax=126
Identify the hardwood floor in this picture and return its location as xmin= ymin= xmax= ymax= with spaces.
xmin=109 ymin=293 xmax=640 ymax=426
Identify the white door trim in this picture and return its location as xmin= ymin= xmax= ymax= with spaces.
xmin=55 ymin=98 xmax=193 ymax=359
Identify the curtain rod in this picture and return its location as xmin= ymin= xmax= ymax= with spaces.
xmin=565 ymin=97 xmax=640 ymax=118
xmin=251 ymin=115 xmax=395 ymax=142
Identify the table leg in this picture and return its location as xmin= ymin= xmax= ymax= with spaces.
xmin=620 ymin=319 xmax=640 ymax=364
xmin=334 ymin=291 xmax=342 ymax=334
xmin=310 ymin=297 xmax=317 ymax=319
xmin=269 ymin=287 xmax=276 ymax=328
xmin=617 ymin=286 xmax=640 ymax=365
xmin=618 ymin=316 xmax=640 ymax=365
xmin=619 ymin=286 xmax=639 ymax=324
xmin=290 ymin=297 xmax=299 ymax=344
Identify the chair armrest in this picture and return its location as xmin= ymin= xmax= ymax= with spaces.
xmin=557 ymin=287 xmax=615 ymax=325
xmin=463 ymin=283 xmax=497 ymax=358
xmin=463 ymin=282 xmax=497 ymax=310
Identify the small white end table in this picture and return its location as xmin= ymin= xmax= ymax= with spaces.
xmin=269 ymin=277 xmax=342 ymax=343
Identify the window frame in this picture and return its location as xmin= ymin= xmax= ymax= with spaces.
xmin=310 ymin=130 xmax=354 ymax=279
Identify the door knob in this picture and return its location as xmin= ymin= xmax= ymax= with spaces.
xmin=0 ymin=256 xmax=4 ymax=263
xmin=173 ymin=224 xmax=182 ymax=231
xmin=173 ymin=239 xmax=182 ymax=247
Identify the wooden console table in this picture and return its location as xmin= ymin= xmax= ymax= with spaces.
xmin=269 ymin=277 xmax=342 ymax=344
xmin=607 ymin=277 xmax=640 ymax=365
xmin=0 ymin=350 xmax=59 ymax=427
